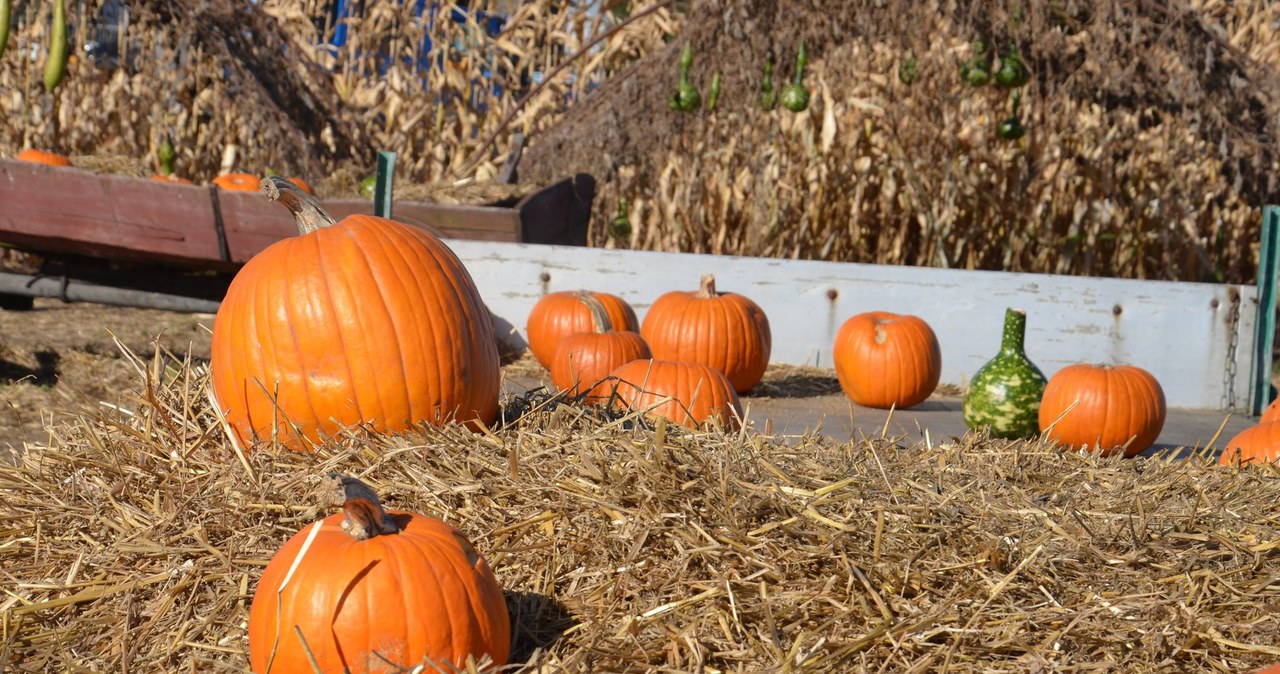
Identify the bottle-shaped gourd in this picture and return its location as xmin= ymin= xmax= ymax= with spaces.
xmin=962 ymin=308 xmax=1047 ymax=439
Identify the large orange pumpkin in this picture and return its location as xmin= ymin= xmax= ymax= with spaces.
xmin=608 ymin=358 xmax=742 ymax=429
xmin=1218 ymin=422 xmax=1280 ymax=466
xmin=249 ymin=475 xmax=510 ymax=674
xmin=833 ymin=311 xmax=941 ymax=409
xmin=550 ymin=293 xmax=651 ymax=404
xmin=16 ymin=148 xmax=72 ymax=166
xmin=1260 ymin=398 xmax=1280 ymax=425
xmin=526 ymin=290 xmax=638 ymax=368
xmin=640 ymin=274 xmax=772 ymax=394
xmin=211 ymin=177 xmax=500 ymax=450
xmin=1038 ymin=363 xmax=1166 ymax=457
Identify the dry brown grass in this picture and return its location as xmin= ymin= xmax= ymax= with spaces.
xmin=2 ymin=0 xmax=1279 ymax=283
xmin=2 ymin=341 xmax=1280 ymax=672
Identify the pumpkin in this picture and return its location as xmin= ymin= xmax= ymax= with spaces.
xmin=287 ymin=176 xmax=316 ymax=195
xmin=640 ymin=274 xmax=772 ymax=393
xmin=549 ymin=293 xmax=651 ymax=404
xmin=210 ymin=177 xmax=500 ymax=450
xmin=608 ymin=358 xmax=742 ymax=429
xmin=16 ymin=148 xmax=72 ymax=167
xmin=526 ymin=290 xmax=638 ymax=368
xmin=833 ymin=311 xmax=941 ymax=409
xmin=212 ymin=172 xmax=261 ymax=191
xmin=248 ymin=475 xmax=510 ymax=674
xmin=1218 ymin=422 xmax=1280 ymax=466
xmin=1260 ymin=398 xmax=1280 ymax=425
xmin=1038 ymin=363 xmax=1166 ymax=457
xmin=150 ymin=174 xmax=193 ymax=184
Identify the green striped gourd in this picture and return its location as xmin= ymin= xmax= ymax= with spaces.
xmin=963 ymin=308 xmax=1047 ymax=439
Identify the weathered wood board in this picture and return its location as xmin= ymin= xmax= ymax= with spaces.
xmin=452 ymin=241 xmax=1257 ymax=411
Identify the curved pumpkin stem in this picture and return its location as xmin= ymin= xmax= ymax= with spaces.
xmin=328 ymin=473 xmax=400 ymax=540
xmin=697 ymin=274 xmax=719 ymax=298
xmin=576 ymin=291 xmax=614 ymax=334
xmin=261 ymin=176 xmax=337 ymax=235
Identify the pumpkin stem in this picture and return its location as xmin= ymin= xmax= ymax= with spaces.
xmin=262 ymin=176 xmax=337 ymax=235
xmin=327 ymin=473 xmax=400 ymax=540
xmin=576 ymin=291 xmax=614 ymax=334
xmin=697 ymin=274 xmax=718 ymax=298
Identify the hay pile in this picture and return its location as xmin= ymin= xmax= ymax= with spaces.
xmin=2 ymin=344 xmax=1280 ymax=672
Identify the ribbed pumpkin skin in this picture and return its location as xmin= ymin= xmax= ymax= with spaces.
xmin=211 ymin=215 xmax=500 ymax=449
xmin=248 ymin=511 xmax=511 ymax=673
xmin=640 ymin=279 xmax=772 ymax=394
xmin=833 ymin=312 xmax=941 ymax=409
xmin=608 ymin=359 xmax=742 ymax=429
xmin=526 ymin=291 xmax=638 ymax=368
xmin=1219 ymin=422 xmax=1280 ymax=466
xmin=551 ymin=331 xmax=651 ymax=403
xmin=1038 ymin=364 xmax=1166 ymax=457
xmin=16 ymin=148 xmax=72 ymax=166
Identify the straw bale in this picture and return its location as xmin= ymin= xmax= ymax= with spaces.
xmin=2 ymin=342 xmax=1280 ymax=673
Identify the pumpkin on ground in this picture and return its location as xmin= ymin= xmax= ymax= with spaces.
xmin=526 ymin=290 xmax=638 ymax=368
xmin=1218 ymin=422 xmax=1280 ymax=466
xmin=1260 ymin=398 xmax=1280 ymax=425
xmin=16 ymin=148 xmax=72 ymax=166
xmin=210 ymin=177 xmax=500 ymax=450
xmin=248 ymin=475 xmax=510 ymax=674
xmin=550 ymin=293 xmax=651 ymax=404
xmin=833 ymin=311 xmax=941 ymax=409
xmin=1038 ymin=363 xmax=1166 ymax=457
xmin=608 ymin=358 xmax=742 ymax=429
xmin=640 ymin=274 xmax=771 ymax=394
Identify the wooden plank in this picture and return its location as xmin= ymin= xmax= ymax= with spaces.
xmin=214 ymin=188 xmax=298 ymax=264
xmin=323 ymin=199 xmax=519 ymax=241
xmin=450 ymin=241 xmax=1258 ymax=411
xmin=0 ymin=158 xmax=223 ymax=265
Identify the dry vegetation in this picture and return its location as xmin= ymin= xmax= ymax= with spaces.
xmin=3 ymin=0 xmax=1280 ymax=283
xmin=0 ymin=344 xmax=1278 ymax=672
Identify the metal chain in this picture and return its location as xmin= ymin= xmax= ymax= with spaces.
xmin=1221 ymin=289 xmax=1242 ymax=412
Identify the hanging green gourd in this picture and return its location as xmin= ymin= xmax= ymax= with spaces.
xmin=0 ymin=0 xmax=12 ymax=61
xmin=157 ymin=135 xmax=176 ymax=176
xmin=995 ymin=46 xmax=1030 ymax=88
xmin=780 ymin=40 xmax=810 ymax=113
xmin=997 ymin=90 xmax=1026 ymax=141
xmin=43 ymin=0 xmax=68 ymax=93
xmin=608 ymin=198 xmax=632 ymax=240
xmin=758 ymin=50 xmax=777 ymax=111
xmin=667 ymin=42 xmax=701 ymax=112
xmin=960 ymin=41 xmax=991 ymax=87
xmin=898 ymin=56 xmax=917 ymax=86
xmin=962 ymin=308 xmax=1047 ymax=439
xmin=706 ymin=73 xmax=722 ymax=111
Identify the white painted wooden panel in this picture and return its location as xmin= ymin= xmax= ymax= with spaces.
xmin=450 ymin=241 xmax=1257 ymax=411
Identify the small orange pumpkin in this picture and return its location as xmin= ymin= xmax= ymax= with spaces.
xmin=16 ymin=148 xmax=72 ymax=167
xmin=211 ymin=172 xmax=261 ymax=191
xmin=640 ymin=274 xmax=771 ymax=393
xmin=249 ymin=475 xmax=510 ymax=674
xmin=151 ymin=174 xmax=194 ymax=185
xmin=608 ymin=358 xmax=742 ymax=429
xmin=1038 ymin=363 xmax=1166 ymax=457
xmin=1218 ymin=422 xmax=1280 ymax=466
xmin=833 ymin=311 xmax=941 ymax=409
xmin=526 ymin=290 xmax=638 ymax=368
xmin=211 ymin=178 xmax=500 ymax=450
xmin=550 ymin=293 xmax=651 ymax=404
xmin=287 ymin=176 xmax=316 ymax=195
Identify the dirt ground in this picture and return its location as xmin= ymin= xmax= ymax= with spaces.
xmin=0 ymin=299 xmax=214 ymax=452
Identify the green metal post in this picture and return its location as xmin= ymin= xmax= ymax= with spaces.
xmin=374 ymin=151 xmax=396 ymax=219
xmin=1250 ymin=205 xmax=1280 ymax=416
